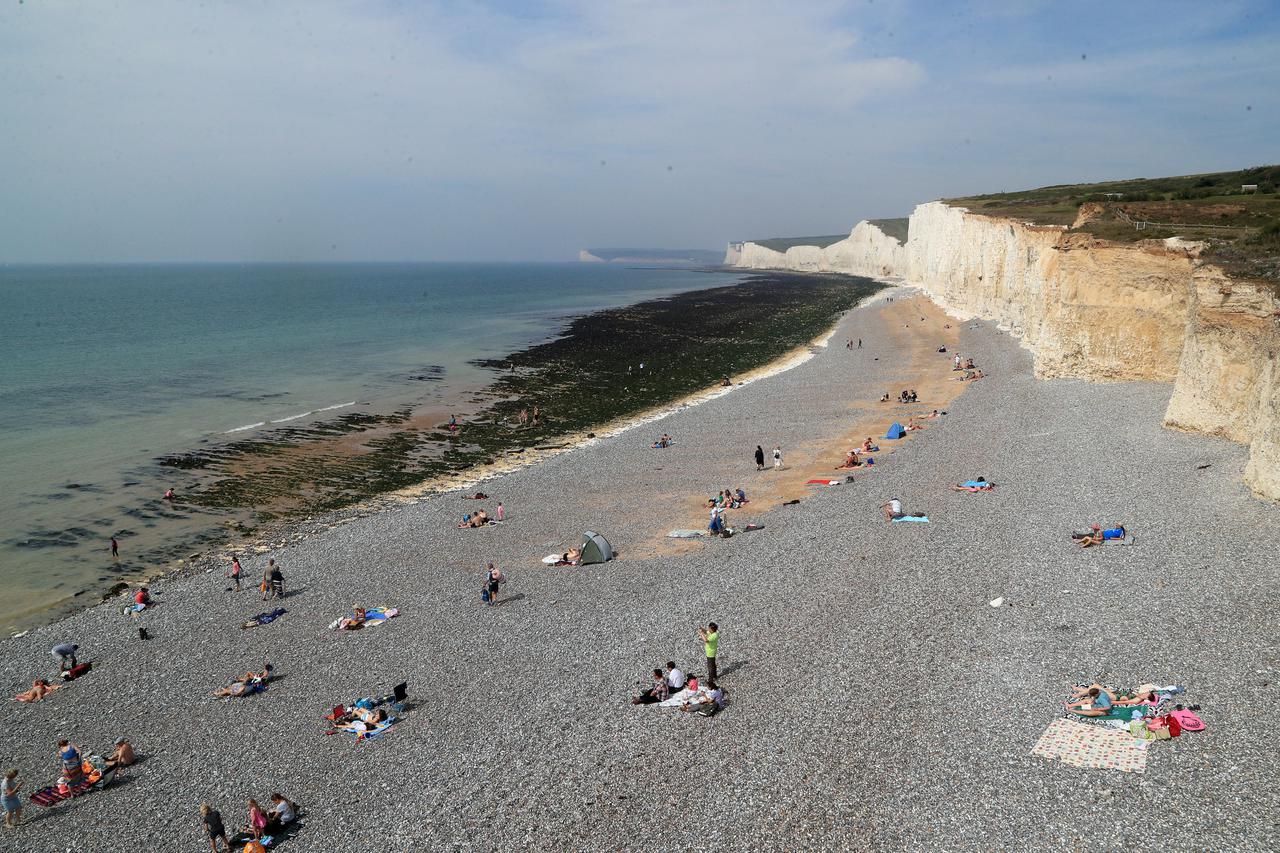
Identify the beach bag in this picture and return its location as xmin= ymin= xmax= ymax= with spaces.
xmin=481 ymin=587 xmax=490 ymax=603
xmin=1166 ymin=714 xmax=1182 ymax=738
xmin=1170 ymin=709 xmax=1204 ymax=732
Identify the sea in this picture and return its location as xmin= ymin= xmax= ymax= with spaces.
xmin=0 ymin=262 xmax=743 ymax=631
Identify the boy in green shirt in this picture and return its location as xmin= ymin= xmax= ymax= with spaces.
xmin=698 ymin=622 xmax=719 ymax=682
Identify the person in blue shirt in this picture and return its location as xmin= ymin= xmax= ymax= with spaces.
xmin=951 ymin=477 xmax=994 ymax=492
xmin=1066 ymin=685 xmax=1116 ymax=716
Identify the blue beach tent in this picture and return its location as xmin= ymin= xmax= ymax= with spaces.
xmin=885 ymin=422 xmax=906 ymax=440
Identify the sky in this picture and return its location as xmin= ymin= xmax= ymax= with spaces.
xmin=1 ymin=0 xmax=1277 ymax=262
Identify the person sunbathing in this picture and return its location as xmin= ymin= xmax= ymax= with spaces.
xmin=860 ymin=438 xmax=878 ymax=453
xmin=837 ymin=450 xmax=861 ymax=469
xmin=1065 ymin=685 xmax=1116 ymax=716
xmin=951 ymin=477 xmax=994 ymax=492
xmin=213 ymin=664 xmax=272 ymax=697
xmin=562 ymin=547 xmax=582 ymax=564
xmin=338 ymin=607 xmax=368 ymax=631
xmin=15 ymin=678 xmax=61 ymax=703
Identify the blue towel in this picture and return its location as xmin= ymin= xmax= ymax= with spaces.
xmin=891 ymin=515 xmax=929 ymax=523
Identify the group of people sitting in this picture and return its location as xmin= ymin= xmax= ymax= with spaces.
xmin=952 ymin=355 xmax=975 ymax=371
xmin=54 ymin=737 xmax=134 ymax=791
xmin=630 ymin=661 xmax=726 ymax=716
xmin=458 ymin=508 xmax=491 ymax=528
xmin=213 ymin=663 xmax=274 ymax=698
xmin=652 ymin=433 xmax=674 ymax=448
xmin=706 ymin=488 xmax=747 ymax=509
xmin=1073 ymin=523 xmax=1127 ymax=547
xmin=898 ymin=389 xmax=919 ymax=403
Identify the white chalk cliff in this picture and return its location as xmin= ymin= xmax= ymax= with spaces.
xmin=726 ymin=202 xmax=1280 ymax=500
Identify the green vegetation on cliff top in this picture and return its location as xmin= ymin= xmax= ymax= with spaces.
xmin=946 ymin=164 xmax=1280 ymax=282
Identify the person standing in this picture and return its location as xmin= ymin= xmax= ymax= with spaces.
xmin=754 ymin=446 xmax=765 ymax=471
xmin=773 ymin=446 xmax=782 ymax=469
xmin=269 ymin=560 xmax=284 ymax=599
xmin=699 ymin=623 xmax=720 ymax=682
xmin=57 ymin=740 xmax=82 ymax=784
xmin=109 ymin=536 xmax=119 ymax=559
xmin=485 ymin=563 xmax=503 ymax=606
xmin=2 ymin=769 xmax=21 ymax=828
xmin=200 ymin=804 xmax=229 ymax=852
xmin=858 ymin=338 xmax=862 ymax=349
xmin=496 ymin=502 xmax=505 ymax=522
xmin=229 ymin=557 xmax=242 ymax=592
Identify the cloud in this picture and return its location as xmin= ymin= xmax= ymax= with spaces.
xmin=0 ymin=0 xmax=1274 ymax=261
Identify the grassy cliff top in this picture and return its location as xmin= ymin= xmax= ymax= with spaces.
xmin=748 ymin=235 xmax=850 ymax=252
xmin=868 ymin=218 xmax=909 ymax=244
xmin=945 ymin=165 xmax=1280 ymax=282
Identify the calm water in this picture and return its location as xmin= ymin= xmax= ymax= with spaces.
xmin=0 ymin=262 xmax=741 ymax=630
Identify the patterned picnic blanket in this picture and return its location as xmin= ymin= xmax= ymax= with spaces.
xmin=1031 ymin=717 xmax=1147 ymax=773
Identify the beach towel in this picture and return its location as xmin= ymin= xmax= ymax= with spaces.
xmin=891 ymin=515 xmax=929 ymax=523
xmin=242 ymin=608 xmax=286 ymax=629
xmin=334 ymin=716 xmax=398 ymax=741
xmin=1105 ymin=536 xmax=1138 ymax=546
xmin=667 ymin=530 xmax=705 ymax=539
xmin=329 ymin=606 xmax=399 ymax=631
xmin=806 ymin=479 xmax=842 ymax=486
xmin=885 ymin=422 xmax=906 ymax=440
xmin=30 ymin=778 xmax=98 ymax=807
xmin=1031 ymin=717 xmax=1147 ymax=773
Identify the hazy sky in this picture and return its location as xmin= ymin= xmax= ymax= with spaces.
xmin=2 ymin=1 xmax=1277 ymax=262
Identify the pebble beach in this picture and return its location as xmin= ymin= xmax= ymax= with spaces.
xmin=2 ymin=287 xmax=1277 ymax=851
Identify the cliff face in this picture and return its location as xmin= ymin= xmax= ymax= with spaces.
xmin=725 ymin=222 xmax=906 ymax=279
xmin=727 ymin=202 xmax=1280 ymax=500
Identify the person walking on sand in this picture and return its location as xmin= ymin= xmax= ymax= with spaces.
xmin=699 ymin=622 xmax=720 ymax=683
xmin=2 ymin=769 xmax=21 ymax=828
xmin=858 ymin=338 xmax=862 ymax=349
xmin=773 ymin=446 xmax=783 ymax=469
xmin=754 ymin=446 xmax=765 ymax=471
xmin=268 ymin=559 xmax=284 ymax=599
xmin=109 ymin=536 xmax=119 ymax=559
xmin=201 ymin=804 xmax=229 ymax=852
xmin=229 ymin=556 xmax=242 ymax=592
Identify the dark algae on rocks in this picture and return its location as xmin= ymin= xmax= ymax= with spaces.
xmin=178 ymin=272 xmax=882 ymax=520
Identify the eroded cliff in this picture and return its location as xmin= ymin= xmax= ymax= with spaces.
xmin=727 ymin=202 xmax=1280 ymax=500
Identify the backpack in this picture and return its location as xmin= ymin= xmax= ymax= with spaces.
xmin=481 ymin=587 xmax=490 ymax=603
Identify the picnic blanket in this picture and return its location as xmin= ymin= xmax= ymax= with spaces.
xmin=1031 ymin=718 xmax=1148 ymax=773
xmin=659 ymin=687 xmax=710 ymax=708
xmin=242 ymin=608 xmax=286 ymax=629
xmin=29 ymin=756 xmax=115 ymax=807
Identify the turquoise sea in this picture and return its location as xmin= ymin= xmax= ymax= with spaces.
xmin=0 ymin=262 xmax=741 ymax=630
